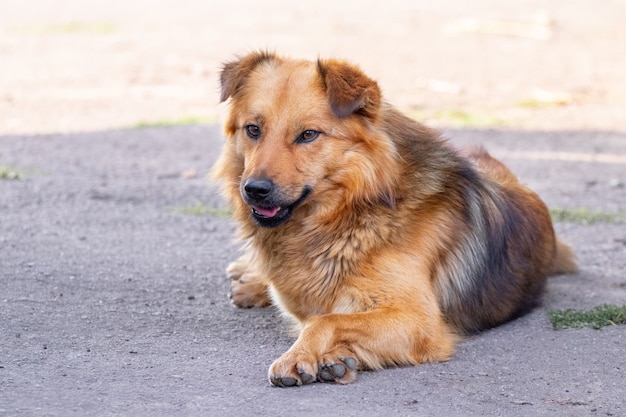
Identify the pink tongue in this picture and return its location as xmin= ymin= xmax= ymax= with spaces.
xmin=253 ymin=206 xmax=280 ymax=218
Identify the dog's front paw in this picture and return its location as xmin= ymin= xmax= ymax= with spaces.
xmin=228 ymin=279 xmax=271 ymax=308
xmin=268 ymin=350 xmax=318 ymax=387
xmin=226 ymin=260 xmax=271 ymax=308
xmin=268 ymin=348 xmax=359 ymax=387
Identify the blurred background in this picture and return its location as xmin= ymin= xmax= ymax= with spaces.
xmin=1 ymin=0 xmax=625 ymax=134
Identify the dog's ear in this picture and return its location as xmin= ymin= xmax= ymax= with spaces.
xmin=317 ymin=59 xmax=382 ymax=120
xmin=220 ymin=51 xmax=278 ymax=102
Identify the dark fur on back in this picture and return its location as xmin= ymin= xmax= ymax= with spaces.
xmin=383 ymin=108 xmax=554 ymax=333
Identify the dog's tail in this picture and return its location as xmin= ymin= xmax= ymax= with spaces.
xmin=549 ymin=238 xmax=578 ymax=276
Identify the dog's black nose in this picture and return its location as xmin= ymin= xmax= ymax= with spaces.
xmin=244 ymin=179 xmax=274 ymax=200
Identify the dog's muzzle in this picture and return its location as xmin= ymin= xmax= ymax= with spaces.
xmin=242 ymin=179 xmax=311 ymax=228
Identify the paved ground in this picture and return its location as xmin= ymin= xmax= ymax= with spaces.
xmin=1 ymin=0 xmax=625 ymax=416
xmin=2 ymin=127 xmax=625 ymax=417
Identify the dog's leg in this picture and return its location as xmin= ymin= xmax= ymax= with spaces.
xmin=268 ymin=307 xmax=455 ymax=386
xmin=226 ymin=253 xmax=272 ymax=308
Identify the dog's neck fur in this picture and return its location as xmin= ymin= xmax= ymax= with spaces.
xmin=233 ymin=106 xmax=463 ymax=322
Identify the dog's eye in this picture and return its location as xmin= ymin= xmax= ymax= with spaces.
xmin=245 ymin=124 xmax=261 ymax=140
xmin=296 ymin=129 xmax=320 ymax=144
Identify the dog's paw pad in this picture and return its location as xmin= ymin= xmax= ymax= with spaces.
xmin=317 ymin=357 xmax=357 ymax=384
xmin=340 ymin=357 xmax=357 ymax=370
xmin=318 ymin=366 xmax=335 ymax=382
xmin=331 ymin=363 xmax=346 ymax=378
xmin=270 ymin=376 xmax=297 ymax=387
xmin=319 ymin=363 xmax=346 ymax=381
xmin=298 ymin=368 xmax=315 ymax=384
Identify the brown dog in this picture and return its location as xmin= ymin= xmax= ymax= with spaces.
xmin=213 ymin=51 xmax=577 ymax=387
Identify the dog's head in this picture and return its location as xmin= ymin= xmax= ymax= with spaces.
xmin=213 ymin=52 xmax=399 ymax=228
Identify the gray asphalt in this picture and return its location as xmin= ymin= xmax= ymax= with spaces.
xmin=1 ymin=126 xmax=625 ymax=416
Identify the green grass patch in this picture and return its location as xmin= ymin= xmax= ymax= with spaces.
xmin=173 ymin=202 xmax=232 ymax=218
xmin=550 ymin=208 xmax=626 ymax=225
xmin=434 ymin=109 xmax=505 ymax=127
xmin=549 ymin=304 xmax=626 ymax=330
xmin=517 ymin=99 xmax=556 ymax=109
xmin=0 ymin=166 xmax=23 ymax=180
xmin=17 ymin=21 xmax=118 ymax=35
xmin=132 ymin=115 xmax=217 ymax=129
xmin=517 ymin=91 xmax=573 ymax=109
xmin=404 ymin=109 xmax=507 ymax=128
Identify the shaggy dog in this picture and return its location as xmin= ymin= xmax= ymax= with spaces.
xmin=213 ymin=51 xmax=577 ymax=387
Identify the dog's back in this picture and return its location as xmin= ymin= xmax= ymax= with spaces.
xmin=383 ymin=108 xmax=577 ymax=333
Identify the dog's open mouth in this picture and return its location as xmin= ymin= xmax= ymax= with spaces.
xmin=252 ymin=206 xmax=282 ymax=218
xmin=249 ymin=187 xmax=311 ymax=228
xmin=250 ymin=204 xmax=292 ymax=228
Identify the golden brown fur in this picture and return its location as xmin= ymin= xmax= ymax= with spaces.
xmin=213 ymin=51 xmax=577 ymax=387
